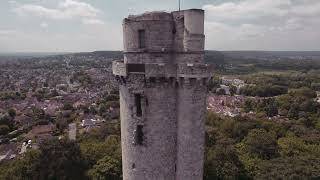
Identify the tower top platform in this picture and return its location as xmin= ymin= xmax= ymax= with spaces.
xmin=122 ymin=9 xmax=205 ymax=62
xmin=125 ymin=9 xmax=204 ymax=22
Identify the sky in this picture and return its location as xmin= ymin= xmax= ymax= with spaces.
xmin=0 ymin=0 xmax=319 ymax=52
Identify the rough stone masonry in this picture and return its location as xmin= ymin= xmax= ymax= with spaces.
xmin=113 ymin=9 xmax=213 ymax=180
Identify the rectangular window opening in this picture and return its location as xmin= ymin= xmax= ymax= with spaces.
xmin=150 ymin=77 xmax=156 ymax=83
xmin=127 ymin=64 xmax=145 ymax=73
xmin=138 ymin=30 xmax=146 ymax=48
xmin=134 ymin=125 xmax=144 ymax=145
xmin=135 ymin=94 xmax=142 ymax=117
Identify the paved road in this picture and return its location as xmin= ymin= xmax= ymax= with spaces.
xmin=68 ymin=123 xmax=77 ymax=140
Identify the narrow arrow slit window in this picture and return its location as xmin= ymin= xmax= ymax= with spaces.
xmin=138 ymin=30 xmax=146 ymax=48
xmin=135 ymin=94 xmax=142 ymax=117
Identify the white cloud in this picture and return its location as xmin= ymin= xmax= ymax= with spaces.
xmin=203 ymin=0 xmax=320 ymax=50
xmin=40 ymin=22 xmax=49 ymax=28
xmin=82 ymin=18 xmax=105 ymax=25
xmin=3 ymin=0 xmax=320 ymax=51
xmin=291 ymin=2 xmax=320 ymax=16
xmin=0 ymin=24 xmax=123 ymax=52
xmin=14 ymin=4 xmax=69 ymax=20
xmin=203 ymin=0 xmax=291 ymax=22
xmin=8 ymin=0 xmax=17 ymax=5
xmin=13 ymin=0 xmax=103 ymax=24
xmin=58 ymin=0 xmax=100 ymax=19
xmin=0 ymin=30 xmax=18 ymax=36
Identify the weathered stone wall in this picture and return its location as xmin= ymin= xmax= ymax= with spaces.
xmin=177 ymin=63 xmax=213 ymax=78
xmin=124 ymin=53 xmax=172 ymax=64
xmin=112 ymin=60 xmax=127 ymax=76
xmin=120 ymin=74 xmax=177 ymax=180
xmin=183 ymin=34 xmax=205 ymax=52
xmin=174 ymin=53 xmax=204 ymax=63
xmin=124 ymin=52 xmax=204 ymax=64
xmin=184 ymin=9 xmax=205 ymax=35
xmin=127 ymin=11 xmax=172 ymax=21
xmin=113 ymin=61 xmax=213 ymax=79
xmin=123 ymin=19 xmax=174 ymax=54
xmin=145 ymin=63 xmax=176 ymax=78
xmin=172 ymin=11 xmax=185 ymax=52
xmin=183 ymin=9 xmax=205 ymax=52
xmin=176 ymin=83 xmax=207 ymax=180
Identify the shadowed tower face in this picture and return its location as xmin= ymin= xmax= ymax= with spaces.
xmin=113 ymin=9 xmax=213 ymax=180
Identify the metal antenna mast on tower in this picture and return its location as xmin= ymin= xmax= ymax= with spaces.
xmin=179 ymin=0 xmax=181 ymax=11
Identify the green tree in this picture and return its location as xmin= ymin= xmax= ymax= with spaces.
xmin=204 ymin=145 xmax=248 ymax=180
xmin=256 ymin=156 xmax=320 ymax=179
xmin=265 ymin=101 xmax=278 ymax=117
xmin=8 ymin=108 xmax=16 ymax=118
xmin=242 ymin=129 xmax=278 ymax=159
xmin=288 ymin=103 xmax=299 ymax=119
xmin=243 ymin=99 xmax=254 ymax=113
xmin=87 ymin=156 xmax=122 ymax=180
xmin=0 ymin=150 xmax=41 ymax=180
xmin=104 ymin=94 xmax=119 ymax=102
xmin=105 ymin=101 xmax=120 ymax=109
xmin=276 ymin=94 xmax=292 ymax=112
xmin=208 ymin=76 xmax=221 ymax=92
xmin=80 ymin=135 xmax=121 ymax=167
xmin=311 ymin=82 xmax=320 ymax=91
xmin=0 ymin=140 xmax=87 ymax=180
xmin=55 ymin=117 xmax=68 ymax=134
xmin=277 ymin=135 xmax=309 ymax=157
xmin=315 ymin=120 xmax=320 ymax=131
xmin=289 ymin=87 xmax=317 ymax=98
xmin=30 ymin=107 xmax=45 ymax=121
xmin=98 ymin=104 xmax=107 ymax=115
xmin=216 ymin=88 xmax=226 ymax=95
xmin=38 ymin=139 xmax=86 ymax=180
xmin=63 ymin=102 xmax=74 ymax=111
xmin=230 ymin=85 xmax=237 ymax=96
xmin=0 ymin=125 xmax=10 ymax=135
xmin=0 ymin=115 xmax=14 ymax=130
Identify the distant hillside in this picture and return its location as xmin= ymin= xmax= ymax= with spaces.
xmin=2 ymin=51 xmax=320 ymax=70
xmin=221 ymin=51 xmax=320 ymax=59
xmin=69 ymin=51 xmax=123 ymax=60
xmin=0 ymin=52 xmax=67 ymax=58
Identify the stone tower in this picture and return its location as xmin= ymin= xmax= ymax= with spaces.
xmin=113 ymin=9 xmax=213 ymax=180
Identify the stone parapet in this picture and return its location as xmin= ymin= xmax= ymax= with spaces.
xmin=113 ymin=60 xmax=213 ymax=79
xmin=177 ymin=63 xmax=213 ymax=78
xmin=145 ymin=63 xmax=176 ymax=78
xmin=125 ymin=11 xmax=173 ymax=22
xmin=112 ymin=60 xmax=127 ymax=76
